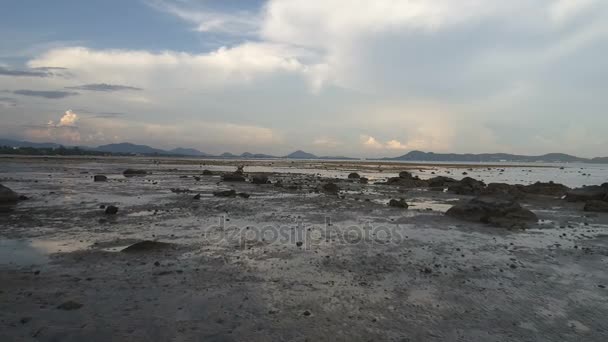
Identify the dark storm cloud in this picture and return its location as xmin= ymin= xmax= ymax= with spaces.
xmin=13 ymin=89 xmax=79 ymax=99
xmin=65 ymin=83 xmax=143 ymax=92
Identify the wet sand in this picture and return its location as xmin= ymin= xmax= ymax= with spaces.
xmin=1 ymin=156 xmax=608 ymax=341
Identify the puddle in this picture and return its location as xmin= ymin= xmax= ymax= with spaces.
xmin=0 ymin=238 xmax=89 ymax=267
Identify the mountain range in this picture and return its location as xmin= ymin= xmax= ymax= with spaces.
xmin=1 ymin=139 xmax=607 ymax=163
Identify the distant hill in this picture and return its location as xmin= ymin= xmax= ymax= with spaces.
xmin=169 ymin=147 xmax=209 ymax=157
xmin=0 ymin=138 xmax=62 ymax=149
xmin=386 ymin=150 xmax=591 ymax=163
xmin=95 ymin=143 xmax=167 ymax=155
xmin=1 ymin=138 xmax=607 ymax=163
xmin=285 ymin=150 xmax=318 ymax=159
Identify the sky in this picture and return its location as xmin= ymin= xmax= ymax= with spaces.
xmin=1 ymin=0 xmax=607 ymax=157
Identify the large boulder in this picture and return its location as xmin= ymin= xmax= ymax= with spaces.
xmin=584 ymin=200 xmax=608 ymax=213
xmin=481 ymin=183 xmax=525 ymax=200
xmin=427 ymin=176 xmax=458 ymax=188
xmin=446 ymin=196 xmax=538 ymax=228
xmin=398 ymin=171 xmax=415 ymax=179
xmin=0 ymin=184 xmax=19 ymax=203
xmin=522 ymin=181 xmax=570 ymax=197
xmin=348 ymin=172 xmax=361 ymax=179
xmin=448 ymin=177 xmax=486 ymax=196
xmin=385 ymin=177 xmax=428 ymax=188
xmin=565 ymin=186 xmax=608 ymax=202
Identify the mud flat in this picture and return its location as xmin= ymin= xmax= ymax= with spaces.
xmin=1 ymin=156 xmax=608 ymax=341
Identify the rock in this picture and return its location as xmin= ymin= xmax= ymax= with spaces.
xmin=237 ymin=192 xmax=250 ymax=199
xmin=214 ymin=190 xmax=237 ymax=197
xmin=193 ymin=194 xmax=201 ymax=200
xmin=202 ymin=170 xmax=213 ymax=176
xmin=522 ymin=181 xmax=570 ymax=197
xmin=399 ymin=171 xmax=414 ymax=179
xmin=565 ymin=186 xmax=608 ymax=202
xmin=388 ymin=199 xmax=409 ymax=209
xmin=322 ymin=182 xmax=339 ymax=194
xmin=481 ymin=183 xmax=525 ymax=200
xmin=222 ymin=173 xmax=246 ymax=182
xmin=235 ymin=165 xmax=245 ymax=175
xmin=360 ymin=177 xmax=369 ymax=184
xmin=348 ymin=173 xmax=361 ymax=179
xmin=193 ymin=176 xmax=201 ymax=181
xmin=170 ymin=188 xmax=190 ymax=193
xmin=448 ymin=177 xmax=486 ymax=196
xmin=427 ymin=176 xmax=458 ymax=188
xmin=385 ymin=177 xmax=428 ymax=188
xmin=121 ymin=240 xmax=172 ymax=253
xmin=446 ymin=196 xmax=538 ymax=228
xmin=93 ymin=175 xmax=108 ymax=182
xmin=251 ymin=176 xmax=270 ymax=184
xmin=123 ymin=169 xmax=147 ymax=177
xmin=104 ymin=205 xmax=118 ymax=215
xmin=0 ymin=184 xmax=19 ymax=203
xmin=57 ymin=301 xmax=83 ymax=311
xmin=584 ymin=200 xmax=608 ymax=213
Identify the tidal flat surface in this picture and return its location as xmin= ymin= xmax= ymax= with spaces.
xmin=1 ymin=156 xmax=608 ymax=341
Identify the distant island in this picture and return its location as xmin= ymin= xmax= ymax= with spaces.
xmin=0 ymin=139 xmax=607 ymax=163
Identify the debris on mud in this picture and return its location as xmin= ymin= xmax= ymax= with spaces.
xmin=93 ymin=175 xmax=108 ymax=182
xmin=446 ymin=196 xmax=538 ymax=228
xmin=57 ymin=301 xmax=83 ymax=311
xmin=222 ymin=173 xmax=246 ymax=182
xmin=0 ymin=184 xmax=19 ymax=203
xmin=123 ymin=169 xmax=147 ymax=177
xmin=121 ymin=240 xmax=173 ymax=253
xmin=388 ymin=198 xmax=409 ymax=209
xmin=252 ymin=176 xmax=270 ymax=184
xmin=322 ymin=182 xmax=339 ymax=194
xmin=104 ymin=205 xmax=119 ymax=215
xmin=214 ymin=190 xmax=237 ymax=197
xmin=202 ymin=169 xmax=213 ymax=176
xmin=447 ymin=177 xmax=486 ymax=195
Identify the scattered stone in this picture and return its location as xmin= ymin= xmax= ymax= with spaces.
xmin=214 ymin=190 xmax=237 ymax=197
xmin=302 ymin=310 xmax=312 ymax=316
xmin=385 ymin=177 xmax=427 ymax=188
xmin=584 ymin=200 xmax=608 ymax=213
xmin=104 ymin=205 xmax=119 ymax=215
xmin=18 ymin=195 xmax=29 ymax=200
xmin=121 ymin=240 xmax=173 ymax=253
xmin=566 ymin=186 xmax=608 ymax=202
xmin=0 ymin=184 xmax=19 ymax=203
xmin=193 ymin=176 xmax=201 ymax=181
xmin=348 ymin=172 xmax=361 ymax=179
xmin=323 ymin=182 xmax=340 ymax=194
xmin=57 ymin=300 xmax=83 ymax=311
xmin=202 ymin=170 xmax=213 ymax=176
xmin=123 ymin=169 xmax=147 ymax=177
xmin=20 ymin=317 xmax=31 ymax=324
xmin=193 ymin=194 xmax=201 ymax=200
xmin=388 ymin=198 xmax=409 ymax=209
xmin=446 ymin=196 xmax=538 ymax=228
xmin=360 ymin=177 xmax=369 ymax=184
xmin=93 ymin=175 xmax=108 ymax=182
xmin=251 ymin=176 xmax=270 ymax=184
xmin=170 ymin=188 xmax=191 ymax=193
xmin=296 ymin=241 xmax=303 ymax=247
